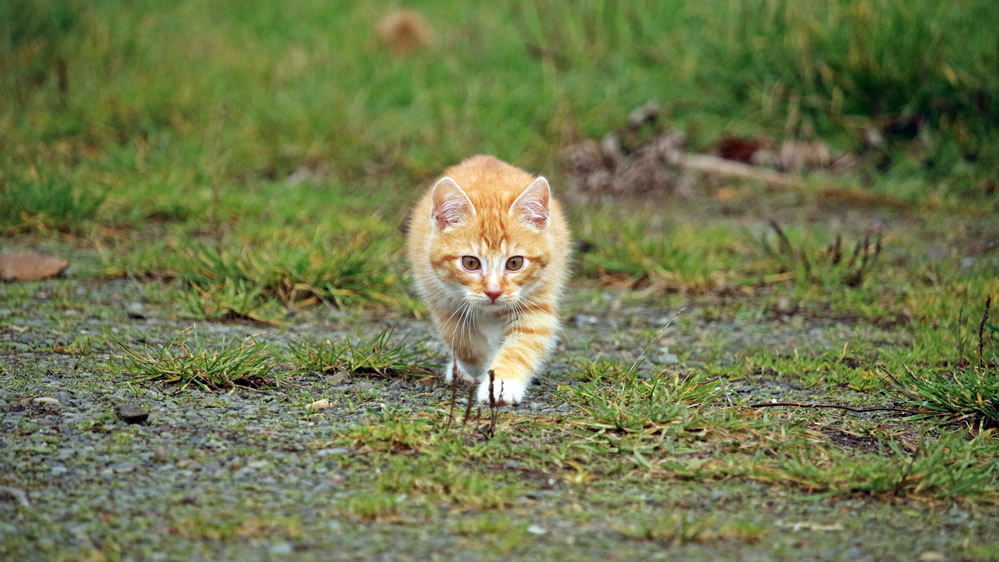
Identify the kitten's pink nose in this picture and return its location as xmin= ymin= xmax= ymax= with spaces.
xmin=484 ymin=289 xmax=503 ymax=302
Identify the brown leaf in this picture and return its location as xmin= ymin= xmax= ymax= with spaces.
xmin=0 ymin=253 xmax=70 ymax=281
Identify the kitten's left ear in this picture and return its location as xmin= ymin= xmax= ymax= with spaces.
xmin=510 ymin=176 xmax=550 ymax=230
xmin=431 ymin=176 xmax=475 ymax=231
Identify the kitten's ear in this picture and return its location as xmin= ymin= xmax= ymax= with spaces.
xmin=431 ymin=176 xmax=475 ymax=230
xmin=509 ymin=176 xmax=550 ymax=230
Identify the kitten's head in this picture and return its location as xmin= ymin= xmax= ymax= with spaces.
xmin=426 ymin=175 xmax=554 ymax=310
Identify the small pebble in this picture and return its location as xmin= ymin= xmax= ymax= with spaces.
xmin=306 ymin=399 xmax=332 ymax=410
xmin=527 ymin=524 xmax=547 ymax=535
xmin=569 ymin=314 xmax=599 ymax=325
xmin=126 ymin=303 xmax=147 ymax=319
xmin=659 ymin=353 xmax=679 ymax=365
xmin=316 ymin=448 xmax=349 ymax=457
xmin=116 ymin=404 xmax=149 ymax=424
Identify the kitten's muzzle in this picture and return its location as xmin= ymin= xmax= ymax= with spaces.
xmin=484 ymin=289 xmax=503 ymax=303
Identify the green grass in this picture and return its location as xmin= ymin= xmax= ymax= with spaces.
xmin=771 ymin=430 xmax=999 ymax=499
xmin=561 ymin=369 xmax=722 ymax=434
xmin=574 ymin=213 xmax=765 ymax=292
xmin=117 ymin=330 xmax=278 ymax=390
xmin=290 ymin=329 xmax=439 ymax=378
xmin=758 ymin=220 xmax=883 ymax=289
xmin=4 ymin=0 xmax=997 ymax=209
xmin=178 ymin=234 xmax=409 ymax=314
xmin=0 ymin=175 xmax=106 ymax=232
xmin=708 ymin=348 xmax=882 ymax=390
xmin=885 ymin=364 xmax=998 ymax=428
xmin=617 ymin=514 xmax=765 ymax=545
xmin=883 ymin=299 xmax=998 ymax=427
xmin=710 ymin=1 xmax=999 ymax=167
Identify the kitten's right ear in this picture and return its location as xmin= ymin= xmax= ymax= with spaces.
xmin=431 ymin=177 xmax=475 ymax=230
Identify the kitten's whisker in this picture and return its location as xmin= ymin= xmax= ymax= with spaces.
xmin=447 ymin=301 xmax=471 ymax=353
xmin=459 ymin=304 xmax=469 ymax=350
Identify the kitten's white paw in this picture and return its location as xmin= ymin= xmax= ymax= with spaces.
xmin=477 ymin=377 xmax=527 ymax=405
xmin=445 ymin=361 xmax=476 ymax=385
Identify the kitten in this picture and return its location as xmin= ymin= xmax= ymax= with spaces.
xmin=407 ymin=156 xmax=571 ymax=405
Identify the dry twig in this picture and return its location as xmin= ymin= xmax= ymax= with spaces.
xmin=749 ymin=401 xmax=918 ymax=415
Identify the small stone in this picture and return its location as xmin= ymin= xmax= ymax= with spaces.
xmin=126 ymin=303 xmax=147 ymax=319
xmin=327 ymin=370 xmax=349 ymax=385
xmin=316 ymin=448 xmax=349 ymax=457
xmin=527 ymin=524 xmax=547 ymax=535
xmin=659 ymin=353 xmax=679 ymax=365
xmin=569 ymin=314 xmax=599 ymax=326
xmin=269 ymin=542 xmax=294 ymax=555
xmin=116 ymin=404 xmax=149 ymax=424
xmin=306 ymin=399 xmax=332 ymax=410
xmin=51 ymin=465 xmax=68 ymax=476
xmin=32 ymin=397 xmax=60 ymax=407
xmin=918 ymin=552 xmax=946 ymax=561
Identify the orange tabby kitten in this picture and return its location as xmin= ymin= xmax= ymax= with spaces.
xmin=407 ymin=156 xmax=570 ymax=405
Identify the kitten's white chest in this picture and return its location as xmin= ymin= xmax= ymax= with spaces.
xmin=478 ymin=312 xmax=508 ymax=352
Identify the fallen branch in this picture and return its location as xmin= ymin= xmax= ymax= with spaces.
xmin=671 ymin=152 xmax=911 ymax=209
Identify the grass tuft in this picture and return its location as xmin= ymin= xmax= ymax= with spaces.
xmin=178 ymin=235 xmax=409 ymax=315
xmin=759 ymin=220 xmax=883 ymax=288
xmin=883 ymin=363 xmax=998 ymax=428
xmin=772 ymin=431 xmax=999 ymax=500
xmin=118 ymin=330 xmax=278 ymax=391
xmin=617 ymin=514 xmax=765 ymax=545
xmin=575 ymin=215 xmax=759 ymax=293
xmin=183 ymin=280 xmax=285 ymax=327
xmin=562 ymin=368 xmax=722 ymax=434
xmin=883 ymin=296 xmax=998 ymax=428
xmin=0 ymin=176 xmax=106 ymax=232
xmin=290 ymin=329 xmax=438 ymax=378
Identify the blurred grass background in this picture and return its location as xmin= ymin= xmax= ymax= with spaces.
xmin=1 ymin=0 xmax=996 ymax=323
xmin=3 ymin=0 xmax=997 ymax=200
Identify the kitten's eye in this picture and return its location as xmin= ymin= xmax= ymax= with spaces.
xmin=506 ymin=256 xmax=524 ymax=271
xmin=460 ymin=256 xmax=481 ymax=271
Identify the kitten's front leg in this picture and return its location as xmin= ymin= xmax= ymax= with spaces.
xmin=439 ymin=311 xmax=488 ymax=386
xmin=445 ymin=357 xmax=482 ymax=385
xmin=478 ymin=304 xmax=559 ymax=405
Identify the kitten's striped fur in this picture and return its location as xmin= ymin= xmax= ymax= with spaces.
xmin=407 ymin=156 xmax=570 ymax=404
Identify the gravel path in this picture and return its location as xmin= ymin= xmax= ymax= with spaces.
xmin=2 ymin=278 xmax=997 ymax=560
